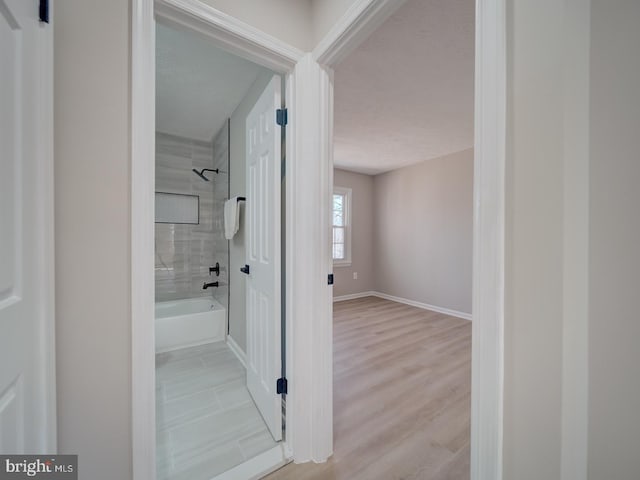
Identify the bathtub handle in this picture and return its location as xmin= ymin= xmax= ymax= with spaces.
xmin=209 ymin=262 xmax=220 ymax=276
xmin=240 ymin=264 xmax=250 ymax=275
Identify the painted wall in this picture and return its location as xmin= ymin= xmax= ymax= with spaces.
xmin=372 ymin=149 xmax=473 ymax=314
xmin=503 ymin=0 xmax=566 ymax=478
xmin=311 ymin=0 xmax=359 ymax=45
xmin=199 ymin=0 xmax=313 ymax=51
xmin=588 ymin=1 xmax=640 ymax=477
xmin=228 ymin=71 xmax=275 ymax=352
xmin=333 ymin=169 xmax=375 ymax=297
xmin=333 ymin=150 xmax=473 ymax=316
xmin=503 ymin=1 xmax=640 ymax=478
xmin=54 ymin=1 xmax=132 ymax=479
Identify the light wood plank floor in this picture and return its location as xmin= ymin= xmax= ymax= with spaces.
xmin=267 ymin=296 xmax=471 ymax=480
xmin=156 ymin=342 xmax=278 ymax=480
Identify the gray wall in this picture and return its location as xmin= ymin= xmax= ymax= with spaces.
xmin=199 ymin=0 xmax=313 ymax=51
xmin=54 ymin=1 xmax=132 ymax=479
xmin=333 ymin=150 xmax=473 ymax=316
xmin=333 ymin=169 xmax=375 ymax=297
xmin=588 ymin=1 xmax=640 ymax=477
xmin=311 ymin=0 xmax=359 ymax=44
xmin=228 ymin=71 xmax=274 ymax=351
xmin=503 ymin=2 xmax=640 ymax=478
xmin=372 ymin=149 xmax=473 ymax=314
xmin=503 ymin=0 xmax=566 ymax=477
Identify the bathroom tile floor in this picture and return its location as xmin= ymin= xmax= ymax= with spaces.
xmin=156 ymin=342 xmax=278 ymax=480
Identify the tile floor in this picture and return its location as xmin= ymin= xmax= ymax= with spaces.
xmin=156 ymin=342 xmax=278 ymax=480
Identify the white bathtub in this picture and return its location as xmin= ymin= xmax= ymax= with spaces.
xmin=155 ymin=297 xmax=226 ymax=353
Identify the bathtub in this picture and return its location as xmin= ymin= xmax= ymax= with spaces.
xmin=155 ymin=297 xmax=226 ymax=353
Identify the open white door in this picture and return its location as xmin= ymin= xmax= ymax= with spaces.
xmin=245 ymin=76 xmax=283 ymax=442
xmin=0 ymin=0 xmax=55 ymax=453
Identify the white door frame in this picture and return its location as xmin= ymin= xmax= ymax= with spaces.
xmin=132 ymin=0 xmax=505 ymax=478
xmin=131 ymin=0 xmax=325 ymax=478
xmin=311 ymin=0 xmax=506 ymax=479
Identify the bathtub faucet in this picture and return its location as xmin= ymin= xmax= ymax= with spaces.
xmin=203 ymin=281 xmax=219 ymax=289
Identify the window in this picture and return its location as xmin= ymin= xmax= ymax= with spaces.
xmin=333 ymin=187 xmax=352 ymax=266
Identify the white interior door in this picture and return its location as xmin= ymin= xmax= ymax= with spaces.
xmin=245 ymin=76 xmax=282 ymax=441
xmin=0 ymin=0 xmax=55 ymax=453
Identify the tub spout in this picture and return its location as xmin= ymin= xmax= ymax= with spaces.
xmin=203 ymin=281 xmax=218 ymax=289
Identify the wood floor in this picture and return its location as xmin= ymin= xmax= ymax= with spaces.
xmin=155 ymin=342 xmax=278 ymax=480
xmin=267 ymin=296 xmax=471 ymax=480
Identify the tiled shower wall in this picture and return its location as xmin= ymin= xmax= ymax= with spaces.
xmin=155 ymin=125 xmax=229 ymax=310
xmin=211 ymin=122 xmax=230 ymax=308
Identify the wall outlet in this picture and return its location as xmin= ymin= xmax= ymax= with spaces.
xmin=353 ymin=272 xmax=358 ymax=280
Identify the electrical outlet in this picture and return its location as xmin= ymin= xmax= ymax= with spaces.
xmin=353 ymin=272 xmax=358 ymax=280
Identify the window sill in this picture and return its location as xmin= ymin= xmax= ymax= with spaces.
xmin=333 ymin=261 xmax=352 ymax=268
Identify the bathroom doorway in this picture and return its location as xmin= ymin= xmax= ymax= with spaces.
xmin=154 ymin=22 xmax=286 ymax=480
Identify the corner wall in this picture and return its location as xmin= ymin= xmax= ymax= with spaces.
xmin=311 ymin=0 xmax=359 ymax=45
xmin=333 ymin=149 xmax=473 ymax=316
xmin=503 ymin=0 xmax=570 ymax=477
xmin=198 ymin=0 xmax=314 ymax=51
xmin=588 ymin=1 xmax=640 ymax=476
xmin=372 ymin=149 xmax=473 ymax=314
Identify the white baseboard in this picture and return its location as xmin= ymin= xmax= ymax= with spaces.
xmin=371 ymin=291 xmax=472 ymax=321
xmin=333 ymin=291 xmax=377 ymax=302
xmin=226 ymin=335 xmax=247 ymax=368
xmin=333 ymin=290 xmax=472 ymax=320
xmin=155 ymin=338 xmax=219 ymax=355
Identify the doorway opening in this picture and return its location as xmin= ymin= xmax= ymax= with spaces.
xmin=269 ymin=1 xmax=475 ymax=478
xmin=133 ymin=0 xmax=506 ymax=477
xmin=153 ymin=21 xmax=287 ymax=480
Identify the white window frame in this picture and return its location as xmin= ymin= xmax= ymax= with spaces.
xmin=332 ymin=187 xmax=352 ymax=267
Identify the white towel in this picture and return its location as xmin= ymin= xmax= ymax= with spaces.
xmin=224 ymin=196 xmax=241 ymax=240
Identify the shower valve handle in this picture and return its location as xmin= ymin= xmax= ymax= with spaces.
xmin=209 ymin=262 xmax=220 ymax=276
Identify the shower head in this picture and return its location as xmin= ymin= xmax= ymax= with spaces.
xmin=192 ymin=168 xmax=219 ymax=181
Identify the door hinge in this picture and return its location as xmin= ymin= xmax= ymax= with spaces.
xmin=39 ymin=0 xmax=49 ymax=23
xmin=277 ymin=377 xmax=288 ymax=394
xmin=328 ymin=274 xmax=334 ymax=285
xmin=276 ymin=108 xmax=288 ymax=127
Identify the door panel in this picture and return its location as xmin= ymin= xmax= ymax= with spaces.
xmin=245 ymin=76 xmax=282 ymax=442
xmin=0 ymin=0 xmax=55 ymax=453
xmin=0 ymin=0 xmax=21 ymax=308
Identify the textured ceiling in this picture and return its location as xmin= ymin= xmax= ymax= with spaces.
xmin=333 ymin=0 xmax=474 ymax=175
xmin=156 ymin=23 xmax=269 ymax=141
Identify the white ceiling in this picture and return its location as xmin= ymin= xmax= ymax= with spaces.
xmin=333 ymin=0 xmax=475 ymax=175
xmin=156 ymin=23 xmax=269 ymax=142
